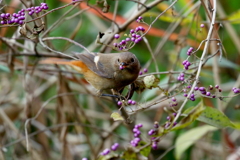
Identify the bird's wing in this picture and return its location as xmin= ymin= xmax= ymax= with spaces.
xmin=77 ymin=53 xmax=113 ymax=78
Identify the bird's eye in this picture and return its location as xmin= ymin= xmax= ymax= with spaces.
xmin=130 ymin=58 xmax=135 ymax=62
xmin=117 ymin=58 xmax=120 ymax=62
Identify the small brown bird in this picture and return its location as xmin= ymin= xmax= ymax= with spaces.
xmin=41 ymin=52 xmax=141 ymax=95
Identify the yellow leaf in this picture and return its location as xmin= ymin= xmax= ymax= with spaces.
xmin=111 ymin=112 xmax=124 ymax=121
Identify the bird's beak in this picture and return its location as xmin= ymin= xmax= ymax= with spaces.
xmin=119 ymin=62 xmax=128 ymax=70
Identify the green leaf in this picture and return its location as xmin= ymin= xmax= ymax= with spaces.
xmin=205 ymin=56 xmax=239 ymax=69
xmin=0 ymin=65 xmax=10 ymax=72
xmin=139 ymin=141 xmax=151 ymax=157
xmin=196 ymin=107 xmax=240 ymax=129
xmin=98 ymin=154 xmax=119 ymax=160
xmin=183 ymin=106 xmax=240 ymax=129
xmin=222 ymin=9 xmax=240 ymax=24
xmin=142 ymin=12 xmax=192 ymax=24
xmin=122 ymin=147 xmax=137 ymax=160
xmin=175 ymin=125 xmax=217 ymax=160
xmin=171 ymin=101 xmax=205 ymax=131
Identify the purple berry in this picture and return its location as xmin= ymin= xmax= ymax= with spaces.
xmin=183 ymin=93 xmax=188 ymax=97
xmin=128 ymin=99 xmax=132 ymax=104
xmin=186 ymin=61 xmax=191 ymax=66
xmin=131 ymin=33 xmax=136 ymax=38
xmin=148 ymin=129 xmax=155 ymax=136
xmin=190 ymin=93 xmax=195 ymax=98
xmin=19 ymin=16 xmax=25 ymax=20
xmin=117 ymin=101 xmax=122 ymax=106
xmin=111 ymin=143 xmax=119 ymax=151
xmin=133 ymin=128 xmax=138 ymax=133
xmin=139 ymin=71 xmax=143 ymax=75
xmin=114 ymin=34 xmax=120 ymax=39
xmin=165 ymin=122 xmax=170 ymax=128
xmin=138 ymin=26 xmax=144 ymax=31
xmin=121 ymin=40 xmax=126 ymax=45
xmin=131 ymin=37 xmax=135 ymax=42
xmin=6 ymin=13 xmax=10 ymax=18
xmin=0 ymin=20 xmax=5 ymax=24
xmin=126 ymin=37 xmax=130 ymax=41
xmin=18 ymin=20 xmax=24 ymax=25
xmin=1 ymin=13 xmax=5 ymax=18
xmin=172 ymin=97 xmax=176 ymax=102
xmin=215 ymin=85 xmax=219 ymax=89
xmin=200 ymin=24 xmax=205 ymax=28
xmin=152 ymin=142 xmax=158 ymax=150
xmin=206 ymin=92 xmax=211 ymax=96
xmin=42 ymin=1 xmax=48 ymax=5
xmin=82 ymin=158 xmax=88 ymax=160
xmin=136 ymin=123 xmax=143 ymax=128
xmin=113 ymin=42 xmax=118 ymax=47
xmin=137 ymin=37 xmax=142 ymax=41
xmin=209 ymin=85 xmax=213 ymax=90
xmin=29 ymin=11 xmax=34 ymax=15
xmin=166 ymin=116 xmax=171 ymax=120
xmin=131 ymin=101 xmax=136 ymax=105
xmin=135 ymin=34 xmax=141 ymax=38
xmin=130 ymin=29 xmax=135 ymax=33
xmin=138 ymin=16 xmax=143 ymax=20
xmin=180 ymin=77 xmax=184 ymax=81
xmin=134 ymin=39 xmax=140 ymax=43
xmin=143 ymin=68 xmax=148 ymax=73
xmin=43 ymin=6 xmax=49 ymax=10
xmin=199 ymin=87 xmax=205 ymax=91
xmin=154 ymin=122 xmax=159 ymax=128
xmin=190 ymin=97 xmax=195 ymax=101
xmin=134 ymin=133 xmax=140 ymax=137
xmin=194 ymin=87 xmax=199 ymax=91
xmin=102 ymin=148 xmax=110 ymax=155
xmin=182 ymin=60 xmax=187 ymax=65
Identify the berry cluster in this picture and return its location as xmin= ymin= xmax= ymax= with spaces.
xmin=139 ymin=68 xmax=148 ymax=75
xmin=177 ymin=72 xmax=185 ymax=81
xmin=100 ymin=143 xmax=119 ymax=156
xmin=113 ymin=26 xmax=145 ymax=50
xmin=117 ymin=99 xmax=136 ymax=106
xmin=136 ymin=16 xmax=143 ymax=23
xmin=130 ymin=124 xmax=143 ymax=147
xmin=0 ymin=3 xmax=48 ymax=25
xmin=232 ymin=87 xmax=240 ymax=94
xmin=187 ymin=47 xmax=194 ymax=56
xmin=26 ymin=3 xmax=49 ymax=15
xmin=128 ymin=99 xmax=136 ymax=105
xmin=147 ymin=122 xmax=160 ymax=150
xmin=169 ymin=96 xmax=178 ymax=107
xmin=1 ymin=11 xmax=25 ymax=25
xmin=182 ymin=60 xmax=191 ymax=70
xmin=182 ymin=84 xmax=222 ymax=101
xmin=165 ymin=113 xmax=177 ymax=128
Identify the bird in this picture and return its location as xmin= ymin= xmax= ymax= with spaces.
xmin=41 ymin=52 xmax=141 ymax=96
